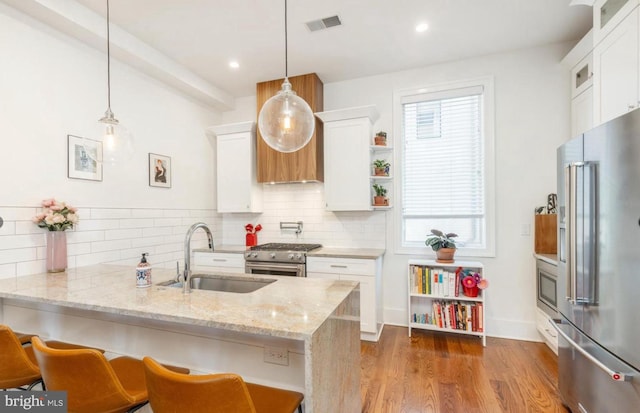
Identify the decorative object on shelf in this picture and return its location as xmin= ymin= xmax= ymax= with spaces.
xmin=67 ymin=135 xmax=103 ymax=181
xmin=459 ymin=268 xmax=488 ymax=297
xmin=32 ymin=199 xmax=79 ymax=273
xmin=245 ymin=223 xmax=262 ymax=247
xmin=372 ymin=159 xmax=390 ymax=176
xmin=372 ymin=183 xmax=389 ymax=206
xmin=425 ymin=229 xmax=457 ymax=263
xmin=257 ymin=0 xmax=315 ymax=153
xmin=374 ymin=131 xmax=387 ymax=146
xmin=148 ymin=153 xmax=171 ymax=188
xmin=96 ymin=0 xmax=134 ymax=165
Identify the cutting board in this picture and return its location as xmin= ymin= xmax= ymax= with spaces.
xmin=535 ymin=214 xmax=557 ymax=254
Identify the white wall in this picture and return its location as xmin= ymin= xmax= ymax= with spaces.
xmin=222 ymin=42 xmax=572 ymax=341
xmin=0 ymin=5 xmax=221 ymax=275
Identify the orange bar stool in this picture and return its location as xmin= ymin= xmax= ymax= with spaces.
xmin=0 ymin=324 xmax=104 ymax=391
xmin=31 ymin=337 xmax=189 ymax=413
xmin=143 ymin=356 xmax=304 ymax=413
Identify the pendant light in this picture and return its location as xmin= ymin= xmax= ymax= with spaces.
xmin=98 ymin=0 xmax=133 ymax=165
xmin=258 ymin=0 xmax=315 ymax=153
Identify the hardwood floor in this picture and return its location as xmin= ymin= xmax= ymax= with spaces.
xmin=360 ymin=326 xmax=569 ymax=413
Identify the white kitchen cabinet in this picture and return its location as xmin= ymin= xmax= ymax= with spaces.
xmin=193 ymin=251 xmax=245 ymax=273
xmin=207 ymin=121 xmax=262 ymax=213
xmin=572 ymin=87 xmax=594 ymax=137
xmin=536 ymin=307 xmax=558 ymax=355
xmin=593 ymin=6 xmax=639 ymax=125
xmin=316 ymin=106 xmax=380 ymax=211
xmin=593 ymin=0 xmax=639 ymax=44
xmin=307 ymin=256 xmax=383 ymax=341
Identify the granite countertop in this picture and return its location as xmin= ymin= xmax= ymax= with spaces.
xmin=307 ymin=247 xmax=385 ymax=259
xmin=195 ymin=245 xmax=385 ymax=259
xmin=0 ymin=265 xmax=358 ymax=340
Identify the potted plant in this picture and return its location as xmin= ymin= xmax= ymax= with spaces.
xmin=374 ymin=131 xmax=387 ymax=146
xmin=372 ymin=159 xmax=390 ymax=176
xmin=372 ymin=183 xmax=389 ymax=206
xmin=425 ymin=229 xmax=458 ymax=263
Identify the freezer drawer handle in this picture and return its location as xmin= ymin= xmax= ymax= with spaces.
xmin=550 ymin=319 xmax=631 ymax=382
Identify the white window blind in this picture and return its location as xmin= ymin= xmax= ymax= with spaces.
xmin=401 ymin=85 xmax=487 ymax=250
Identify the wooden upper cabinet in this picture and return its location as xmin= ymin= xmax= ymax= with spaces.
xmin=256 ymin=73 xmax=324 ymax=183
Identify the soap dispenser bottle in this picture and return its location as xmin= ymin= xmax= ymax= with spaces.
xmin=136 ymin=253 xmax=152 ymax=288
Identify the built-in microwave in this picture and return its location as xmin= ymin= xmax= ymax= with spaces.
xmin=537 ymin=258 xmax=559 ymax=318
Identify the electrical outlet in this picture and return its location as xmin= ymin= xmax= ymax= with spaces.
xmin=264 ymin=346 xmax=289 ymax=366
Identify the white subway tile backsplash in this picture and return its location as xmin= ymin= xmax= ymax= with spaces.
xmin=104 ymin=229 xmax=144 ymax=241
xmin=0 ymin=234 xmax=44 ymax=250
xmin=0 ymin=205 xmax=217 ymax=276
xmin=131 ymin=209 xmax=165 ymax=219
xmin=17 ymin=260 xmax=45 ymax=276
xmin=0 ymin=263 xmax=16 ymax=279
xmin=118 ymin=218 xmax=155 ymax=229
xmin=90 ymin=208 xmax=132 ymax=219
xmin=91 ymin=239 xmax=132 ymax=253
xmin=0 ymin=207 xmax=38 ymax=221
xmin=0 ymin=221 xmax=16 ymax=235
xmin=0 ymin=248 xmax=37 ymax=265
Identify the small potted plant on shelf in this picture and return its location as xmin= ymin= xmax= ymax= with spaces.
xmin=374 ymin=131 xmax=387 ymax=146
xmin=372 ymin=159 xmax=390 ymax=176
xmin=372 ymin=183 xmax=389 ymax=206
xmin=425 ymin=229 xmax=458 ymax=263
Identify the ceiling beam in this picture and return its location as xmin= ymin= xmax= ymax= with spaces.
xmin=1 ymin=0 xmax=235 ymax=110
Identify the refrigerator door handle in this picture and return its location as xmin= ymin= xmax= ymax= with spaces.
xmin=550 ymin=319 xmax=631 ymax=382
xmin=566 ymin=163 xmax=582 ymax=304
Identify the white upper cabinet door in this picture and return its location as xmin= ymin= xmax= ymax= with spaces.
xmin=316 ymin=106 xmax=380 ymax=212
xmin=593 ymin=7 xmax=639 ymax=125
xmin=593 ymin=0 xmax=640 ymax=44
xmin=209 ymin=122 xmax=263 ymax=213
xmin=572 ymin=87 xmax=594 ymax=137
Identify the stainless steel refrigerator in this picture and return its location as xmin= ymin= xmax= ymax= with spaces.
xmin=555 ymin=108 xmax=640 ymax=413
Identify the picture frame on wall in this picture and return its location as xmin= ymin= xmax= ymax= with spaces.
xmin=149 ymin=153 xmax=171 ymax=188
xmin=67 ymin=134 xmax=102 ymax=181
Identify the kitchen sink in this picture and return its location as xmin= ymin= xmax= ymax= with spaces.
xmin=156 ymin=274 xmax=275 ymax=293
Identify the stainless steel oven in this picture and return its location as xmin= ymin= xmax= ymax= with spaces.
xmin=244 ymin=243 xmax=322 ymax=278
xmin=537 ymin=258 xmax=559 ymax=318
xmin=245 ymin=261 xmax=306 ymax=277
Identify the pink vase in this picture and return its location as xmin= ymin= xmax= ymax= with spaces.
xmin=46 ymin=231 xmax=67 ymax=273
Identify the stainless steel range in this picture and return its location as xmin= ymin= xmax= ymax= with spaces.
xmin=244 ymin=243 xmax=322 ymax=277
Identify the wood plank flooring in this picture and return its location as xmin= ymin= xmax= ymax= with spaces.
xmin=360 ymin=326 xmax=569 ymax=413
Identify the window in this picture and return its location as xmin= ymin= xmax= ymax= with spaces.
xmin=395 ymin=78 xmax=495 ymax=256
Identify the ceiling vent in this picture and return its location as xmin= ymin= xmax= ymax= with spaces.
xmin=305 ymin=15 xmax=342 ymax=32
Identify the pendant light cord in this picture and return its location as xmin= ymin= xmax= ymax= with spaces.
xmin=106 ymin=0 xmax=112 ymax=111
xmin=284 ymin=0 xmax=288 ymax=79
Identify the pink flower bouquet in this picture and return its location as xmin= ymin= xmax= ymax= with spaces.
xmin=32 ymin=198 xmax=79 ymax=231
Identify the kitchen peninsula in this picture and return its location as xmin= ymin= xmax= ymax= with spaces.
xmin=0 ymin=265 xmax=361 ymax=413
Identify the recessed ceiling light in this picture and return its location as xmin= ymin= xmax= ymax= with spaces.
xmin=415 ymin=23 xmax=429 ymax=33
xmin=229 ymin=61 xmax=240 ymax=69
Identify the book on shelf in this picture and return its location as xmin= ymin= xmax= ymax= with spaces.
xmin=412 ymin=300 xmax=482 ymax=333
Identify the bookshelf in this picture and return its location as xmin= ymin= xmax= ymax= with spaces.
xmin=407 ymin=259 xmax=486 ymax=346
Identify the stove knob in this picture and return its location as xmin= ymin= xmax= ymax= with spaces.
xmin=295 ymin=254 xmax=302 ymax=260
xmin=252 ymin=253 xmax=258 ymax=258
xmin=288 ymin=253 xmax=295 ymax=260
xmin=270 ymin=253 xmax=276 ymax=259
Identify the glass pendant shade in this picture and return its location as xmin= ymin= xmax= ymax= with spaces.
xmin=97 ymin=109 xmax=134 ymax=165
xmin=258 ymin=79 xmax=315 ymax=153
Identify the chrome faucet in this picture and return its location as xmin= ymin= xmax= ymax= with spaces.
xmin=183 ymin=222 xmax=214 ymax=294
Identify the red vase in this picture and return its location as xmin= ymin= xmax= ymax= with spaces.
xmin=245 ymin=233 xmax=257 ymax=247
xmin=462 ymin=285 xmax=479 ymax=297
xmin=46 ymin=231 xmax=67 ymax=273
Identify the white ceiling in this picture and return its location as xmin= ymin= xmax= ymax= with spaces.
xmin=4 ymin=0 xmax=593 ymax=106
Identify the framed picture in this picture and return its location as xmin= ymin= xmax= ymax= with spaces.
xmin=67 ymin=135 xmax=102 ymax=181
xmin=149 ymin=153 xmax=171 ymax=188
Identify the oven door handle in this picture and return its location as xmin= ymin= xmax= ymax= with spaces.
xmin=245 ymin=262 xmax=304 ymax=272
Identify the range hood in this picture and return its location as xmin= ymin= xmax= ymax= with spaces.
xmin=255 ymin=73 xmax=324 ymax=183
